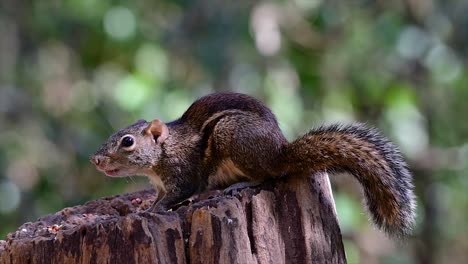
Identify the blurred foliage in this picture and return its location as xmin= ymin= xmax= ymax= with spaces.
xmin=1 ymin=0 xmax=467 ymax=263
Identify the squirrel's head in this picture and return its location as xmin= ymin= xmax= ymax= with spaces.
xmin=90 ymin=119 xmax=169 ymax=178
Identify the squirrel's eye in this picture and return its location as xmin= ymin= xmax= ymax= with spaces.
xmin=121 ymin=136 xmax=134 ymax=148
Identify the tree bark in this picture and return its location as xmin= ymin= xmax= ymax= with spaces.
xmin=0 ymin=172 xmax=346 ymax=264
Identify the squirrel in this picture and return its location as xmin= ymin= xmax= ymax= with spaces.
xmin=91 ymin=92 xmax=416 ymax=237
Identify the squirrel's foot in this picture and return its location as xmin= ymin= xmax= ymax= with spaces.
xmin=190 ymin=190 xmax=222 ymax=202
xmin=145 ymin=194 xmax=203 ymax=213
xmin=224 ymin=181 xmax=261 ymax=196
xmin=144 ymin=200 xmax=170 ymax=214
xmin=168 ymin=197 xmax=197 ymax=211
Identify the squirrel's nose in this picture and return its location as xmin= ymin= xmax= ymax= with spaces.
xmin=90 ymin=155 xmax=102 ymax=166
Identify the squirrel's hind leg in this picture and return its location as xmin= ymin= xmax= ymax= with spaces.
xmin=210 ymin=113 xmax=287 ymax=180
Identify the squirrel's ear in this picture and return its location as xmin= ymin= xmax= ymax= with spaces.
xmin=144 ymin=119 xmax=169 ymax=143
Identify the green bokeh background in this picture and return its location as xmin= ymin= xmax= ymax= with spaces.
xmin=1 ymin=1 xmax=467 ymax=263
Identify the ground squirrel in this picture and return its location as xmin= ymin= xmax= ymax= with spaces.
xmin=91 ymin=92 xmax=416 ymax=237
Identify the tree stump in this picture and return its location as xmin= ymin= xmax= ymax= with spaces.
xmin=0 ymin=172 xmax=346 ymax=264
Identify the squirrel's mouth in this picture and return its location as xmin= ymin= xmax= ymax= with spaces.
xmin=104 ymin=168 xmax=120 ymax=176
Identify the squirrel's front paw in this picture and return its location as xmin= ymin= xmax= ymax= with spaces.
xmin=144 ymin=201 xmax=169 ymax=214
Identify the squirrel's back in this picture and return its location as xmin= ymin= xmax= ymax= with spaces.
xmin=179 ymin=92 xmax=278 ymax=130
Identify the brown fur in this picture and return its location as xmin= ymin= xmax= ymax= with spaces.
xmin=91 ymin=92 xmax=416 ymax=237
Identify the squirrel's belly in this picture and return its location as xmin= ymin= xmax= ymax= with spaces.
xmin=207 ymin=159 xmax=248 ymax=189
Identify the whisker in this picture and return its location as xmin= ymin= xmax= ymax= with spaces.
xmin=129 ymin=176 xmax=136 ymax=184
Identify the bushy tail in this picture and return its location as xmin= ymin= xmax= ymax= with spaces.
xmin=280 ymin=123 xmax=416 ymax=237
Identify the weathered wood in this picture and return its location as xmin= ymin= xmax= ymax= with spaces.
xmin=0 ymin=172 xmax=346 ymax=264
